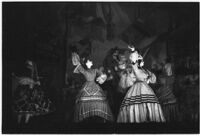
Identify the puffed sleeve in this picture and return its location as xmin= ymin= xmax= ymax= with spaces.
xmin=73 ymin=64 xmax=86 ymax=74
xmin=147 ymin=70 xmax=156 ymax=84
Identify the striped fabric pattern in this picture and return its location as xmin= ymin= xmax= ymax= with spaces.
xmin=117 ymin=81 xmax=165 ymax=123
xmin=121 ymin=94 xmax=159 ymax=107
xmin=118 ymin=103 xmax=165 ymax=123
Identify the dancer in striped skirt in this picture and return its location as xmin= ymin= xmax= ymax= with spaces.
xmin=72 ymin=53 xmax=113 ymax=122
xmin=117 ymin=46 xmax=165 ymax=123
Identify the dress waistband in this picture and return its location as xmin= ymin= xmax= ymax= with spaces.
xmin=134 ymin=80 xmax=145 ymax=83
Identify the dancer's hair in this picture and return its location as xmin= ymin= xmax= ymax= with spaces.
xmin=82 ymin=56 xmax=93 ymax=70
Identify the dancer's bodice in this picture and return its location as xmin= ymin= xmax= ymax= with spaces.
xmin=83 ymin=69 xmax=97 ymax=82
xmin=131 ymin=64 xmax=156 ymax=83
xmin=74 ymin=65 xmax=103 ymax=82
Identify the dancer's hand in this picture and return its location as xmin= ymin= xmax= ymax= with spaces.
xmin=72 ymin=52 xmax=80 ymax=66
xmin=96 ymin=74 xmax=107 ymax=84
xmin=146 ymin=75 xmax=151 ymax=84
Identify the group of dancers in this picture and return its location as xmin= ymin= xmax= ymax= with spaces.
xmin=71 ymin=45 xmax=178 ymax=123
xmin=12 ymin=45 xmax=178 ymax=124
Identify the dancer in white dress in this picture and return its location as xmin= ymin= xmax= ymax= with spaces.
xmin=117 ymin=46 xmax=165 ymax=123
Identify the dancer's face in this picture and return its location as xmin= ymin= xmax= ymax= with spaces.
xmin=86 ymin=60 xmax=93 ymax=69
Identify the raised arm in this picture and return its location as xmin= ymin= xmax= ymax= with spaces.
xmin=72 ymin=53 xmax=85 ymax=74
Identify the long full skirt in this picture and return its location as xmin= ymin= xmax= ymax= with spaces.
xmin=117 ymin=81 xmax=165 ymax=123
xmin=74 ymin=81 xmax=113 ymax=122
